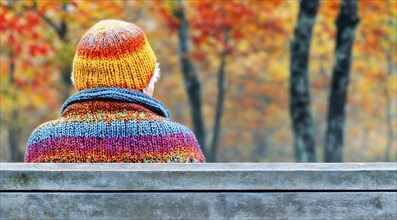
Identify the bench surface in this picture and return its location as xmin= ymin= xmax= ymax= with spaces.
xmin=1 ymin=162 xmax=396 ymax=219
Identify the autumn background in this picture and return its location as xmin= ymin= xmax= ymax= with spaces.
xmin=0 ymin=0 xmax=396 ymax=162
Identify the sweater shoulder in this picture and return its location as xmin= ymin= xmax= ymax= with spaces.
xmin=27 ymin=118 xmax=62 ymax=146
xmin=157 ymin=118 xmax=196 ymax=135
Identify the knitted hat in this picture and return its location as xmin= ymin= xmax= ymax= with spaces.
xmin=72 ymin=20 xmax=157 ymax=91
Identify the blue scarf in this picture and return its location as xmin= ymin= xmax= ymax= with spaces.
xmin=61 ymin=88 xmax=171 ymax=118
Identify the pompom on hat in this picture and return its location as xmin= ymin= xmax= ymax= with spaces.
xmin=72 ymin=20 xmax=157 ymax=91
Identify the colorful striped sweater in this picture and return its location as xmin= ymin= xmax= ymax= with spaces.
xmin=25 ymin=88 xmax=205 ymax=163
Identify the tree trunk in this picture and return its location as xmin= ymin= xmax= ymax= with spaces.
xmin=7 ymin=49 xmax=23 ymax=162
xmin=58 ymin=8 xmax=73 ymax=102
xmin=174 ymin=1 xmax=208 ymax=159
xmin=383 ymin=83 xmax=394 ymax=162
xmin=253 ymin=132 xmax=267 ymax=162
xmin=60 ymin=65 xmax=72 ymax=102
xmin=39 ymin=3 xmax=72 ymax=102
xmin=360 ymin=127 xmax=369 ymax=152
xmin=324 ymin=0 xmax=359 ymax=162
xmin=289 ymin=0 xmax=319 ymax=162
xmin=384 ymin=3 xmax=395 ymax=161
xmin=8 ymin=110 xmax=23 ymax=162
xmin=208 ymin=27 xmax=230 ymax=162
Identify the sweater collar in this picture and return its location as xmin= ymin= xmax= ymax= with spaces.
xmin=61 ymin=88 xmax=171 ymax=118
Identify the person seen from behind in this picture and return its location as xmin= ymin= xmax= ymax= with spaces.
xmin=24 ymin=20 xmax=205 ymax=163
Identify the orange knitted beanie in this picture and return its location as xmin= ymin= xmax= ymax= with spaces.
xmin=72 ymin=20 xmax=157 ymax=91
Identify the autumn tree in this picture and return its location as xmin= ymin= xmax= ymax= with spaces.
xmin=344 ymin=0 xmax=396 ymax=161
xmin=380 ymin=0 xmax=396 ymax=162
xmin=290 ymin=0 xmax=319 ymax=162
xmin=1 ymin=1 xmax=56 ymax=161
xmin=165 ymin=0 xmax=253 ymax=161
xmin=171 ymin=1 xmax=207 ymax=158
xmin=157 ymin=0 xmax=297 ymax=162
xmin=324 ymin=0 xmax=359 ymax=162
xmin=32 ymin=1 xmax=72 ymax=102
xmin=2 ymin=1 xmax=75 ymax=103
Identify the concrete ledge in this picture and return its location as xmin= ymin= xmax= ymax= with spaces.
xmin=1 ymin=163 xmax=396 ymax=219
xmin=1 ymin=163 xmax=396 ymax=191
xmin=2 ymin=192 xmax=396 ymax=219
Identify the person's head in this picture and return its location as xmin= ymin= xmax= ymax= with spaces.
xmin=71 ymin=19 xmax=160 ymax=97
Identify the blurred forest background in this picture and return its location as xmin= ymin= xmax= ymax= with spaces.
xmin=0 ymin=0 xmax=396 ymax=162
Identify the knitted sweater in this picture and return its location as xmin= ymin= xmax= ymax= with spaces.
xmin=25 ymin=88 xmax=205 ymax=163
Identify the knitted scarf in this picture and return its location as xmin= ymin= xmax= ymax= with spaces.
xmin=61 ymin=88 xmax=170 ymax=118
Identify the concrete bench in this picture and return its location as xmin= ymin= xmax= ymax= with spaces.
xmin=1 ymin=163 xmax=396 ymax=219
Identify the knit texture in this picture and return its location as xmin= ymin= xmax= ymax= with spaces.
xmin=61 ymin=88 xmax=170 ymax=118
xmin=72 ymin=20 xmax=157 ymax=91
xmin=25 ymin=88 xmax=205 ymax=163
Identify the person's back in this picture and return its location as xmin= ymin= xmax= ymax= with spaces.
xmin=25 ymin=20 xmax=205 ymax=163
